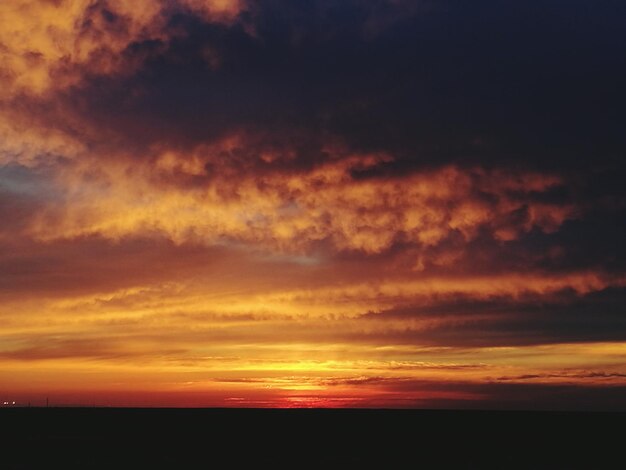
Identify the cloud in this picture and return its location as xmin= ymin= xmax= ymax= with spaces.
xmin=0 ymin=0 xmax=248 ymax=97
xmin=17 ymin=142 xmax=578 ymax=255
xmin=496 ymin=371 xmax=626 ymax=382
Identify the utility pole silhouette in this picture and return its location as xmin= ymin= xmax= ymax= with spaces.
xmin=46 ymin=397 xmax=49 ymax=408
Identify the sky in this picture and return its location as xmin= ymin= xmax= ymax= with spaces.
xmin=0 ymin=0 xmax=625 ymax=409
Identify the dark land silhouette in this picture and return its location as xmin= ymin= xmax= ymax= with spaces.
xmin=1 ymin=408 xmax=623 ymax=468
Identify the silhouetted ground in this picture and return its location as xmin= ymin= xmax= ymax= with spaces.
xmin=1 ymin=408 xmax=623 ymax=468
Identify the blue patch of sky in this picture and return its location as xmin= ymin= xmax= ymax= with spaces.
xmin=0 ymin=164 xmax=60 ymax=199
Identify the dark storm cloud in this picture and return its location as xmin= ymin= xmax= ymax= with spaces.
xmin=7 ymin=0 xmax=626 ymax=209
xmin=40 ymin=0 xmax=623 ymax=169
xmin=361 ymin=287 xmax=626 ymax=347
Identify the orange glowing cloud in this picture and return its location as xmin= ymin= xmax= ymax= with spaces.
xmin=0 ymin=0 xmax=246 ymax=97
xmin=20 ymin=137 xmax=578 ymax=256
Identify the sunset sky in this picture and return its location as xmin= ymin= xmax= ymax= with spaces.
xmin=1 ymin=0 xmax=625 ymax=409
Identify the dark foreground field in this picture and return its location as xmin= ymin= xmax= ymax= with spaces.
xmin=1 ymin=408 xmax=623 ymax=468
